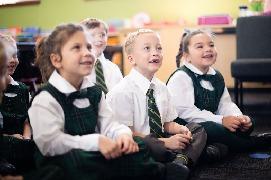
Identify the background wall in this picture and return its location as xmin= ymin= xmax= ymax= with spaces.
xmin=0 ymin=0 xmax=249 ymax=29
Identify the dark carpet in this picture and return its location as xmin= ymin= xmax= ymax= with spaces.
xmin=190 ymin=90 xmax=271 ymax=180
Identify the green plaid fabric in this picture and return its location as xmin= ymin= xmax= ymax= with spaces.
xmin=147 ymin=88 xmax=164 ymax=138
xmin=167 ymin=66 xmax=225 ymax=113
xmin=95 ymin=59 xmax=108 ymax=94
xmin=0 ymin=82 xmax=30 ymax=135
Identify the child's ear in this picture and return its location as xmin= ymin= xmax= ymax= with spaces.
xmin=128 ymin=55 xmax=136 ymax=65
xmin=183 ymin=52 xmax=191 ymax=63
xmin=50 ymin=53 xmax=62 ymax=68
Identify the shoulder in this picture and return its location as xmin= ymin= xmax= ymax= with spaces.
xmin=31 ymin=90 xmax=56 ymax=107
xmin=17 ymin=81 xmax=28 ymax=89
xmin=107 ymin=77 xmax=135 ymax=99
xmin=167 ymin=69 xmax=191 ymax=84
xmin=102 ymin=59 xmax=120 ymax=69
xmin=214 ymin=69 xmax=224 ymax=79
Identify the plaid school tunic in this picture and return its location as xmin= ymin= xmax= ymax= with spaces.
xmin=34 ymin=83 xmax=164 ymax=180
xmin=0 ymin=82 xmax=29 ymax=135
xmin=168 ymin=66 xmax=225 ymax=113
xmin=0 ymin=82 xmax=35 ymax=172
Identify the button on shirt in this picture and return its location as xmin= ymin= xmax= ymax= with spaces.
xmin=167 ymin=61 xmax=242 ymax=124
xmin=87 ymin=53 xmax=123 ymax=92
xmin=28 ymin=70 xmax=131 ymax=156
xmin=107 ymin=68 xmax=177 ymax=135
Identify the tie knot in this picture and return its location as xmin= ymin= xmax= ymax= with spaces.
xmin=196 ymin=74 xmax=212 ymax=81
xmin=68 ymin=89 xmax=88 ymax=101
xmin=95 ymin=59 xmax=101 ymax=66
xmin=146 ymin=88 xmax=154 ymax=97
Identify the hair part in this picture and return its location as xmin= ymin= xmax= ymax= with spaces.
xmin=35 ymin=23 xmax=84 ymax=82
xmin=80 ymin=18 xmax=108 ymax=33
xmin=176 ymin=29 xmax=215 ymax=67
xmin=124 ymin=29 xmax=158 ymax=54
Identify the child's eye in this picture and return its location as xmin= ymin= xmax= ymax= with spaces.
xmin=196 ymin=45 xmax=203 ymax=49
xmin=101 ymin=33 xmax=106 ymax=37
xmin=144 ymin=46 xmax=150 ymax=51
xmin=210 ymin=43 xmax=215 ymax=47
xmin=157 ymin=47 xmax=162 ymax=51
xmin=73 ymin=45 xmax=81 ymax=50
xmin=87 ymin=44 xmax=92 ymax=50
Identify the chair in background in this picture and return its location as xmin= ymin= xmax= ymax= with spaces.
xmin=104 ymin=45 xmax=124 ymax=74
xmin=13 ymin=42 xmax=42 ymax=95
xmin=231 ymin=16 xmax=271 ymax=110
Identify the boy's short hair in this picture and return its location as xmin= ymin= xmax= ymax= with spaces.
xmin=124 ymin=29 xmax=157 ymax=54
xmin=80 ymin=18 xmax=109 ymax=33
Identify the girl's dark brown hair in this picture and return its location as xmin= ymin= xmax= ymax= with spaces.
xmin=176 ymin=29 xmax=214 ymax=68
xmin=35 ymin=23 xmax=84 ymax=82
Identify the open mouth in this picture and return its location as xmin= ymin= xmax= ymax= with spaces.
xmin=149 ymin=59 xmax=160 ymax=63
xmin=202 ymin=54 xmax=214 ymax=59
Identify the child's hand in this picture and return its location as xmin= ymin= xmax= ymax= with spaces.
xmin=222 ymin=116 xmax=241 ymax=132
xmin=11 ymin=134 xmax=24 ymax=139
xmin=163 ymin=134 xmax=191 ymax=150
xmin=98 ymin=135 xmax=121 ymax=160
xmin=238 ymin=115 xmax=252 ymax=132
xmin=179 ymin=125 xmax=192 ymax=138
xmin=116 ymin=134 xmax=139 ymax=155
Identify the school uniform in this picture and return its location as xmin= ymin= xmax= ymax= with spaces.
xmin=107 ymin=68 xmax=206 ymax=165
xmin=167 ymin=62 xmax=263 ymax=152
xmin=0 ymin=77 xmax=34 ymax=173
xmin=28 ymin=70 xmax=164 ymax=180
xmin=87 ymin=53 xmax=123 ymax=92
xmin=0 ymin=77 xmax=29 ymax=135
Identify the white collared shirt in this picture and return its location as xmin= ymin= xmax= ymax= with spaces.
xmin=167 ymin=62 xmax=242 ymax=124
xmin=87 ymin=53 xmax=123 ymax=93
xmin=28 ymin=70 xmax=132 ymax=156
xmin=107 ymin=68 xmax=177 ymax=135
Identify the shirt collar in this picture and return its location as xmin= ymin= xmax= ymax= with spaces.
xmin=9 ymin=76 xmax=19 ymax=86
xmin=129 ymin=68 xmax=158 ymax=95
xmin=48 ymin=70 xmax=94 ymax=94
xmin=183 ymin=61 xmax=216 ymax=75
xmin=96 ymin=53 xmax=106 ymax=62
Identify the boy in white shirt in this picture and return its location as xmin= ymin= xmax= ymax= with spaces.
xmin=81 ymin=18 xmax=123 ymax=94
xmin=107 ymin=29 xmax=207 ymax=180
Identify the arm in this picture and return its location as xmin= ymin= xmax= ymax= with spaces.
xmin=167 ymin=71 xmax=223 ymax=124
xmin=99 ymin=92 xmax=138 ymax=155
xmin=216 ymin=88 xmax=243 ymax=116
xmin=29 ymin=91 xmax=102 ymax=156
xmin=23 ymin=119 xmax=31 ymax=139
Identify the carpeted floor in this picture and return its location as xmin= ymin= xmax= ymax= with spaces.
xmin=190 ymin=90 xmax=271 ymax=180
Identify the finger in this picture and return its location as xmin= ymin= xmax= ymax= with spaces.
xmin=122 ymin=141 xmax=129 ymax=153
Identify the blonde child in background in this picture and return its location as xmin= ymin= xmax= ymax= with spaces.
xmin=0 ymin=41 xmax=24 ymax=180
xmin=0 ymin=34 xmax=34 ymax=174
xmin=167 ymin=29 xmax=271 ymax=153
xmin=29 ymin=23 xmax=164 ymax=180
xmin=81 ymin=18 xmax=123 ymax=94
xmin=107 ymin=29 xmax=207 ymax=180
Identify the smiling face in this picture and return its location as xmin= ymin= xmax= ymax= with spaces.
xmin=184 ymin=32 xmax=217 ymax=74
xmin=51 ymin=31 xmax=95 ymax=88
xmin=6 ymin=43 xmax=19 ymax=75
xmin=128 ymin=32 xmax=163 ymax=80
xmin=86 ymin=25 xmax=108 ymax=58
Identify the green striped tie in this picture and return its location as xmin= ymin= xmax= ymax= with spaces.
xmin=95 ymin=59 xmax=108 ymax=94
xmin=147 ymin=88 xmax=164 ymax=138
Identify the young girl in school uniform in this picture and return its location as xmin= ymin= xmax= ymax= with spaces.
xmin=0 ymin=34 xmax=34 ymax=173
xmin=29 ymin=23 xmax=164 ymax=180
xmin=167 ymin=29 xmax=270 ymax=152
